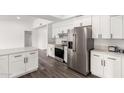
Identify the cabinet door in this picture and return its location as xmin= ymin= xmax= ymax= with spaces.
xmin=92 ymin=16 xmax=100 ymax=38
xmin=64 ymin=46 xmax=67 ymax=63
xmin=100 ymin=16 xmax=111 ymax=39
xmin=111 ymin=16 xmax=123 ymax=39
xmin=25 ymin=51 xmax=38 ymax=72
xmin=91 ymin=52 xmax=104 ymax=77
xmin=47 ymin=46 xmax=51 ymax=56
xmin=9 ymin=53 xmax=25 ymax=77
xmin=0 ymin=56 xmax=8 ymax=78
xmin=104 ymin=56 xmax=121 ymax=78
xmin=122 ymin=56 xmax=124 ymax=78
xmin=47 ymin=45 xmax=55 ymax=58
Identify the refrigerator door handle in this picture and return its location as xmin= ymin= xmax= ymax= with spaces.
xmin=73 ymin=34 xmax=75 ymax=52
xmin=75 ymin=34 xmax=76 ymax=52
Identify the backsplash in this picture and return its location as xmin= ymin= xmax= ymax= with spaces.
xmin=94 ymin=39 xmax=124 ymax=50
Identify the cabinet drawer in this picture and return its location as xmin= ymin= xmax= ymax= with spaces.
xmin=0 ymin=55 xmax=8 ymax=61
xmin=9 ymin=53 xmax=25 ymax=62
xmin=105 ymin=55 xmax=121 ymax=61
xmin=0 ymin=55 xmax=8 ymax=78
xmin=26 ymin=51 xmax=38 ymax=57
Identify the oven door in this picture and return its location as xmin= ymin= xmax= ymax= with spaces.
xmin=55 ymin=48 xmax=64 ymax=59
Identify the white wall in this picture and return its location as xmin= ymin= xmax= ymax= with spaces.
xmin=94 ymin=39 xmax=124 ymax=50
xmin=37 ymin=26 xmax=48 ymax=50
xmin=32 ymin=30 xmax=38 ymax=48
xmin=0 ymin=21 xmax=30 ymax=49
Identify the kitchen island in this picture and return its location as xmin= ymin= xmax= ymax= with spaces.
xmin=0 ymin=47 xmax=38 ymax=78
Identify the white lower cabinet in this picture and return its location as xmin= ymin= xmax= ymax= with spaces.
xmin=91 ymin=51 xmax=121 ymax=78
xmin=9 ymin=50 xmax=38 ymax=78
xmin=91 ymin=53 xmax=103 ymax=77
xmin=104 ymin=56 xmax=121 ymax=78
xmin=47 ymin=44 xmax=55 ymax=58
xmin=64 ymin=46 xmax=67 ymax=63
xmin=0 ymin=56 xmax=9 ymax=78
xmin=25 ymin=51 xmax=38 ymax=72
xmin=9 ymin=53 xmax=25 ymax=77
xmin=121 ymin=56 xmax=124 ymax=78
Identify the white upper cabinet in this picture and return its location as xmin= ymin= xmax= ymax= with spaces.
xmin=110 ymin=16 xmax=123 ymax=39
xmin=92 ymin=15 xmax=111 ymax=39
xmin=52 ymin=16 xmax=91 ymax=39
xmin=100 ymin=16 xmax=111 ymax=38
xmin=92 ymin=16 xmax=100 ymax=38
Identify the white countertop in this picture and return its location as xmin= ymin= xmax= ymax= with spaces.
xmin=91 ymin=49 xmax=123 ymax=56
xmin=0 ymin=47 xmax=38 ymax=56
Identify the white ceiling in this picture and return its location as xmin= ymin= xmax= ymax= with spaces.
xmin=0 ymin=15 xmax=77 ymax=26
xmin=52 ymin=15 xmax=76 ymax=19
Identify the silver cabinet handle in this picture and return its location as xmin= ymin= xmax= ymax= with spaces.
xmin=101 ymin=60 xmax=103 ymax=66
xmin=24 ymin=58 xmax=26 ymax=63
xmin=24 ymin=57 xmax=28 ymax=63
xmin=110 ymin=34 xmax=113 ymax=39
xmin=98 ymin=34 xmax=100 ymax=38
xmin=93 ymin=54 xmax=99 ymax=57
xmin=108 ymin=57 xmax=116 ymax=60
xmin=104 ymin=60 xmax=105 ymax=66
xmin=101 ymin=34 xmax=102 ymax=38
xmin=26 ymin=57 xmax=28 ymax=63
xmin=98 ymin=34 xmax=102 ymax=39
xmin=15 ymin=55 xmax=22 ymax=58
xmin=30 ymin=53 xmax=35 ymax=55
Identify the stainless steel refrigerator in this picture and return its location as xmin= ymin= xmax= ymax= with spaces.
xmin=67 ymin=26 xmax=94 ymax=76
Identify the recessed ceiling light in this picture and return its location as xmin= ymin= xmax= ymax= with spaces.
xmin=16 ymin=16 xmax=21 ymax=20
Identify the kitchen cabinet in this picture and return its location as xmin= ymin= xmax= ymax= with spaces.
xmin=64 ymin=46 xmax=67 ymax=63
xmin=7 ymin=48 xmax=38 ymax=78
xmin=110 ymin=16 xmax=123 ymax=39
xmin=92 ymin=15 xmax=111 ymax=39
xmin=9 ymin=53 xmax=26 ymax=77
xmin=91 ymin=52 xmax=104 ymax=77
xmin=47 ymin=44 xmax=55 ymax=58
xmin=25 ymin=51 xmax=38 ymax=72
xmin=0 ymin=48 xmax=38 ymax=78
xmin=92 ymin=16 xmax=100 ymax=38
xmin=100 ymin=16 xmax=111 ymax=38
xmin=121 ymin=55 xmax=124 ymax=78
xmin=0 ymin=55 xmax=9 ymax=78
xmin=91 ymin=51 xmax=121 ymax=78
xmin=104 ymin=55 xmax=121 ymax=78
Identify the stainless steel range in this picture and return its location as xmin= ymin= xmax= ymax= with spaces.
xmin=55 ymin=44 xmax=64 ymax=62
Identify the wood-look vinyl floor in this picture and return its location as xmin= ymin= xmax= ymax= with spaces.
xmin=20 ymin=50 xmax=97 ymax=78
